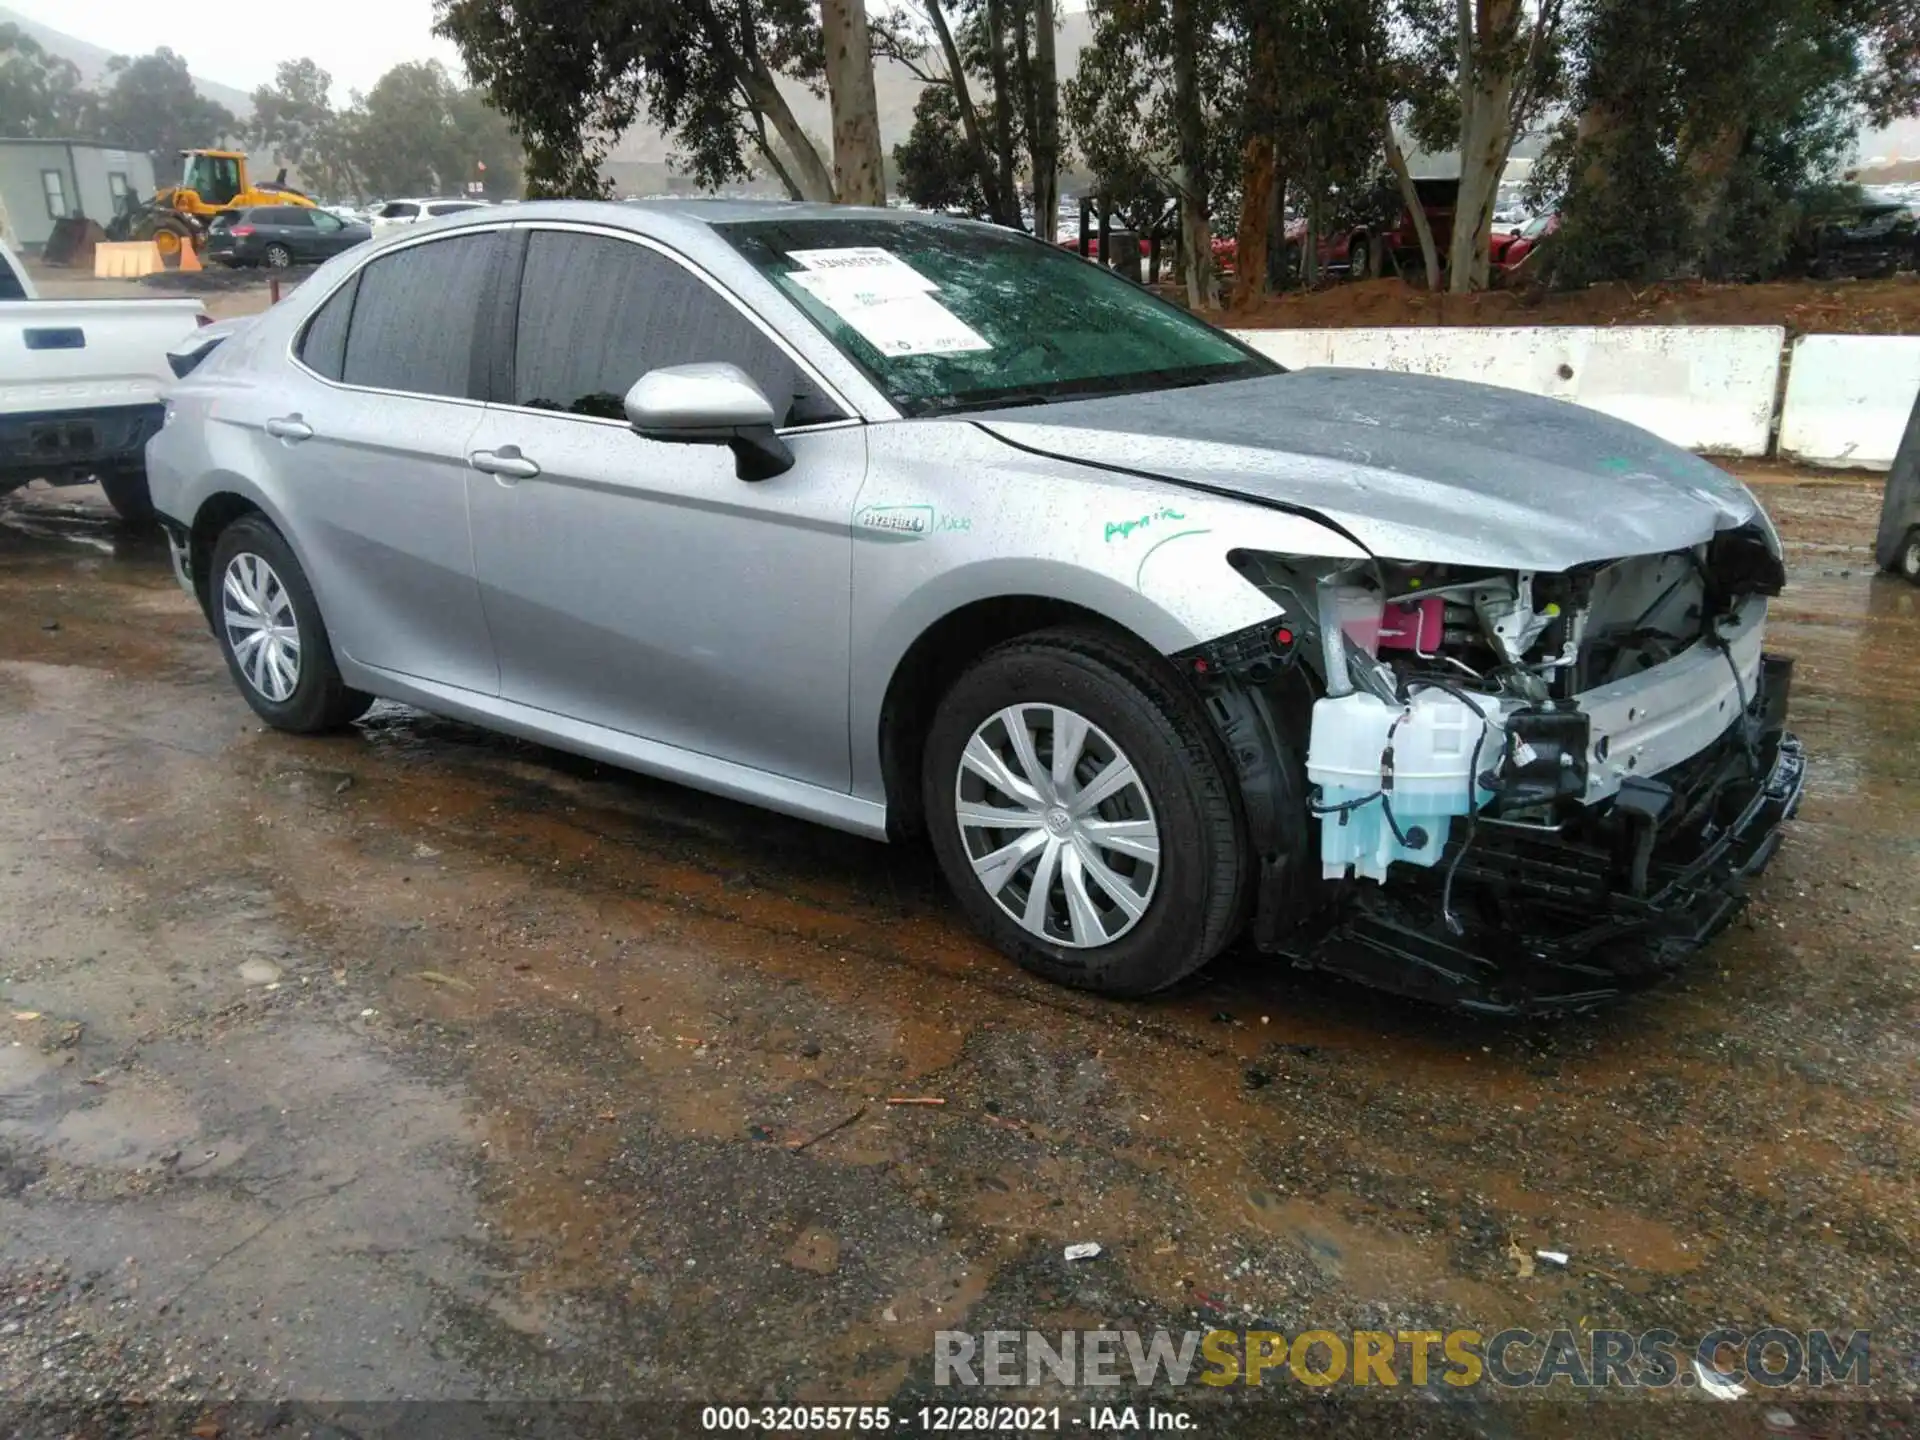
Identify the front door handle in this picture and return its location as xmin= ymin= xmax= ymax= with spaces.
xmin=468 ymin=446 xmax=541 ymax=481
xmin=264 ymin=415 xmax=313 ymax=442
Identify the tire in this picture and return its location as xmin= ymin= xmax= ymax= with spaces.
xmin=264 ymin=243 xmax=294 ymax=269
xmin=1347 ymin=235 xmax=1371 ymax=279
xmin=1899 ymin=528 xmax=1920 ymax=584
xmin=140 ymin=218 xmax=195 ymax=258
xmin=209 ymin=515 xmax=374 ymax=732
xmin=98 ymin=468 xmax=153 ymax=522
xmin=922 ymin=626 xmax=1247 ymax=996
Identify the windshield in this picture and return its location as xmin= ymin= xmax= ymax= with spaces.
xmin=717 ymin=216 xmax=1274 ymax=417
xmin=182 ymin=154 xmax=242 ymax=206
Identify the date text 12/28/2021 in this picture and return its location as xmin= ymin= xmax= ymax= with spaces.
xmin=700 ymin=1405 xmax=1196 ymax=1432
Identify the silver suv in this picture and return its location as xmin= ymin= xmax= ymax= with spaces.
xmin=147 ymin=201 xmax=1803 ymax=1013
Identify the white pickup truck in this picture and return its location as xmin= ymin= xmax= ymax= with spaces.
xmin=0 ymin=239 xmax=207 ymax=520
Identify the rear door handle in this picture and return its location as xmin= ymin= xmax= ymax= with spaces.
xmin=468 ymin=447 xmax=541 ymax=481
xmin=264 ymin=415 xmax=313 ymax=442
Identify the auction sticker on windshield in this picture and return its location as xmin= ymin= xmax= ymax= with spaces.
xmin=788 ymin=263 xmax=992 ymax=357
xmin=787 ymin=247 xmax=939 ymax=293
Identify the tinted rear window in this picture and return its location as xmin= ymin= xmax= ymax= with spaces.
xmin=297 ymin=272 xmax=359 ymax=381
xmin=340 ymin=234 xmax=497 ymax=398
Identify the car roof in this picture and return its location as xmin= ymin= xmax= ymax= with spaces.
xmin=423 ymin=197 xmax=1000 ymax=252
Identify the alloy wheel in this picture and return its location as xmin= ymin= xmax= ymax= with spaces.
xmin=221 ymin=552 xmax=302 ymax=703
xmin=953 ymin=704 xmax=1160 ymax=948
xmin=265 ymin=244 xmax=293 ymax=268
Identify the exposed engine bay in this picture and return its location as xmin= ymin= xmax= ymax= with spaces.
xmin=1181 ymin=522 xmax=1804 ymax=1015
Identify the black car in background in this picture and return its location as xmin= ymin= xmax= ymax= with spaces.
xmin=204 ymin=207 xmax=372 ymax=269
xmin=1793 ymin=197 xmax=1920 ymax=278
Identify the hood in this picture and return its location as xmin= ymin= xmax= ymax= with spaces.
xmin=973 ymin=369 xmax=1761 ymax=571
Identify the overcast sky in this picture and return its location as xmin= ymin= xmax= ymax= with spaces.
xmin=4 ymin=1 xmax=468 ymax=98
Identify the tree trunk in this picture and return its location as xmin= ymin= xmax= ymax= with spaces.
xmin=1680 ymin=118 xmax=1745 ymax=260
xmin=819 ymin=0 xmax=886 ymax=204
xmin=925 ymin=0 xmax=1013 ymax=227
xmin=1446 ymin=0 xmax=1521 ymax=293
xmin=740 ymin=62 xmax=835 ymax=201
xmin=1268 ymin=168 xmax=1289 ymax=289
xmin=1030 ymin=0 xmax=1060 ymax=242
xmin=1231 ymin=133 xmax=1274 ymax=307
xmin=1303 ymin=188 xmax=1320 ymax=287
xmin=983 ymin=0 xmax=1023 ymax=226
xmin=750 ymin=116 xmax=804 ymax=200
xmin=1383 ymin=103 xmax=1441 ymax=290
xmin=1231 ymin=3 xmax=1278 ymax=306
xmin=1169 ymin=0 xmax=1214 ymax=309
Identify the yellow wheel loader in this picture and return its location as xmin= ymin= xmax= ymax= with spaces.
xmin=106 ymin=150 xmax=317 ymax=257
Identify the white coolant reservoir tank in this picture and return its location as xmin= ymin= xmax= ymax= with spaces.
xmin=1307 ymin=689 xmax=1506 ymax=882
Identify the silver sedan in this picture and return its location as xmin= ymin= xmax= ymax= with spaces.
xmin=147 ymin=200 xmax=1802 ymax=1013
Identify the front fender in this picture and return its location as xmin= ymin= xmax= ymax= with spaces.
xmin=847 ymin=420 xmax=1367 ymax=802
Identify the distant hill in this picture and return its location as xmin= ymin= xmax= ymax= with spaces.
xmin=0 ymin=5 xmax=254 ymax=122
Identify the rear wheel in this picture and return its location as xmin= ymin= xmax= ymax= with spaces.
xmin=98 ymin=469 xmax=153 ymax=522
xmin=922 ymin=627 xmax=1246 ymax=996
xmin=264 ymin=243 xmax=294 ymax=269
xmin=1348 ymin=235 xmax=1372 ymax=279
xmin=210 ymin=515 xmax=373 ymax=732
xmin=1899 ymin=528 xmax=1920 ymax=584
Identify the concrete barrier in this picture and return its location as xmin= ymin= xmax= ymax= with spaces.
xmin=93 ymin=241 xmax=162 ymax=279
xmin=1776 ymin=335 xmax=1920 ymax=472
xmin=1232 ymin=325 xmax=1785 ymax=457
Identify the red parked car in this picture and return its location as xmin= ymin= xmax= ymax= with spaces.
xmin=1279 ymin=177 xmax=1462 ymax=282
xmin=1491 ymin=213 xmax=1559 ymax=278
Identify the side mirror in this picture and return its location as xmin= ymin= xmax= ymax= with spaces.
xmin=623 ymin=362 xmax=794 ymax=481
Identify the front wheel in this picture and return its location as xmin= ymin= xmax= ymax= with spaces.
xmin=922 ymin=628 xmax=1247 ymax=996
xmin=1347 ymin=235 xmax=1372 ymax=279
xmin=1899 ymin=528 xmax=1920 ymax=584
xmin=210 ymin=515 xmax=374 ymax=732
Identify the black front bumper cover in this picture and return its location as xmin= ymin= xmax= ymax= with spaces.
xmin=1264 ymin=654 xmax=1806 ymax=1016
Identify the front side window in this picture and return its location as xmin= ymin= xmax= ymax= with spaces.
xmin=381 ymin=203 xmax=419 ymax=220
xmin=718 ymin=216 xmax=1273 ymax=417
xmin=312 ymin=210 xmax=344 ymax=233
xmin=338 ymin=234 xmax=497 ymax=398
xmin=511 ymin=230 xmax=841 ymax=426
xmin=40 ymin=170 xmax=68 ymax=219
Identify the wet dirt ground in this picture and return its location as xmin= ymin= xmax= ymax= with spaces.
xmin=0 ymin=474 xmax=1914 ymax=1439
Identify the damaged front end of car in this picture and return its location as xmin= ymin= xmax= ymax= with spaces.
xmin=1180 ymin=523 xmax=1805 ymax=1016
